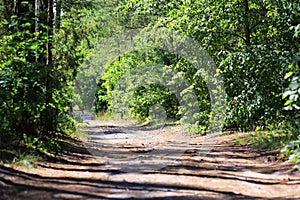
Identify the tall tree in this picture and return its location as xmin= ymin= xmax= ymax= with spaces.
xmin=0 ymin=0 xmax=83 ymax=151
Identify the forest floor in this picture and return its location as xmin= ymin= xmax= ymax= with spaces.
xmin=1 ymin=114 xmax=300 ymax=199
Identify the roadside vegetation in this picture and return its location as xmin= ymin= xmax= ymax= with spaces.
xmin=0 ymin=0 xmax=300 ymax=169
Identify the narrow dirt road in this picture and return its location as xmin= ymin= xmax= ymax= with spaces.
xmin=1 ymin=116 xmax=300 ymax=199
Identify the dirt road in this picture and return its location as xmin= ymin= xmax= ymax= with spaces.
xmin=1 ymin=117 xmax=300 ymax=199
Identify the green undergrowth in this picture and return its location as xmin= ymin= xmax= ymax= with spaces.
xmin=231 ymin=119 xmax=300 ymax=169
xmin=232 ymin=121 xmax=298 ymax=150
xmin=139 ymin=116 xmax=178 ymax=126
xmin=0 ymin=147 xmax=40 ymax=168
xmin=232 ymin=122 xmax=299 ymax=152
xmin=0 ymin=122 xmax=88 ymax=168
xmin=234 ymin=129 xmax=297 ymax=150
xmin=12 ymin=151 xmax=39 ymax=168
xmin=96 ymin=112 xmax=115 ymax=120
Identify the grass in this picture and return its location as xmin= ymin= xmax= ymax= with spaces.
xmin=12 ymin=151 xmax=38 ymax=168
xmin=138 ymin=117 xmax=178 ymax=128
xmin=0 ymin=148 xmax=39 ymax=168
xmin=232 ymin=129 xmax=298 ymax=150
xmin=232 ymin=133 xmax=249 ymax=145
xmin=96 ymin=112 xmax=115 ymax=120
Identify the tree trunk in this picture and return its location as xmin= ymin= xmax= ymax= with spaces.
xmin=41 ymin=0 xmax=55 ymax=134
xmin=243 ymin=0 xmax=251 ymax=45
xmin=55 ymin=0 xmax=62 ymax=30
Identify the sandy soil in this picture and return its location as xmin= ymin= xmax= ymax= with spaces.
xmin=1 ymin=117 xmax=300 ymax=200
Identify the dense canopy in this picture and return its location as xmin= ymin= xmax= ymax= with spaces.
xmin=0 ymin=0 xmax=300 ymax=167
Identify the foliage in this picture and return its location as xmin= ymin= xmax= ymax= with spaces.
xmin=250 ymin=124 xmax=298 ymax=150
xmin=129 ymin=83 xmax=179 ymax=120
xmin=282 ymin=57 xmax=300 ymax=111
xmin=1 ymin=0 xmax=300 ymax=169
xmin=281 ymin=15 xmax=300 ymax=168
xmin=220 ymin=46 xmax=291 ymax=131
xmin=88 ymin=0 xmax=299 ymax=133
xmin=0 ymin=0 xmax=95 ymax=155
xmin=12 ymin=150 xmax=37 ymax=168
xmin=281 ymin=136 xmax=300 ymax=169
xmin=95 ymin=79 xmax=108 ymax=113
xmin=74 ymin=0 xmax=124 ymax=111
xmin=100 ymin=50 xmax=180 ymax=121
xmin=96 ymin=112 xmax=114 ymax=121
xmin=155 ymin=0 xmax=298 ymax=131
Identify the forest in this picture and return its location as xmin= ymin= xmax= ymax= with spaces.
xmin=0 ymin=0 xmax=300 ymax=169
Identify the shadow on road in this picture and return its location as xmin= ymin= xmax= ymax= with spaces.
xmin=1 ymin=121 xmax=300 ymax=200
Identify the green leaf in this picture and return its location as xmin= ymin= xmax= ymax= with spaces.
xmin=290 ymin=81 xmax=299 ymax=91
xmin=284 ymin=71 xmax=293 ymax=79
xmin=282 ymin=90 xmax=295 ymax=99
xmin=284 ymin=99 xmax=294 ymax=106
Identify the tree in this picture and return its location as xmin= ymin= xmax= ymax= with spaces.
xmin=0 ymin=0 xmax=93 ymax=152
xmin=99 ymin=0 xmax=300 ymax=132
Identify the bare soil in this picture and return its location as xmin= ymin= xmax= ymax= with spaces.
xmin=1 ymin=117 xmax=300 ymax=200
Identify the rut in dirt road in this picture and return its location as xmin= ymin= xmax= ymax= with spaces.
xmin=84 ymin=119 xmax=207 ymax=174
xmin=82 ymin=119 xmax=300 ymax=199
xmin=1 ymin=118 xmax=300 ymax=200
